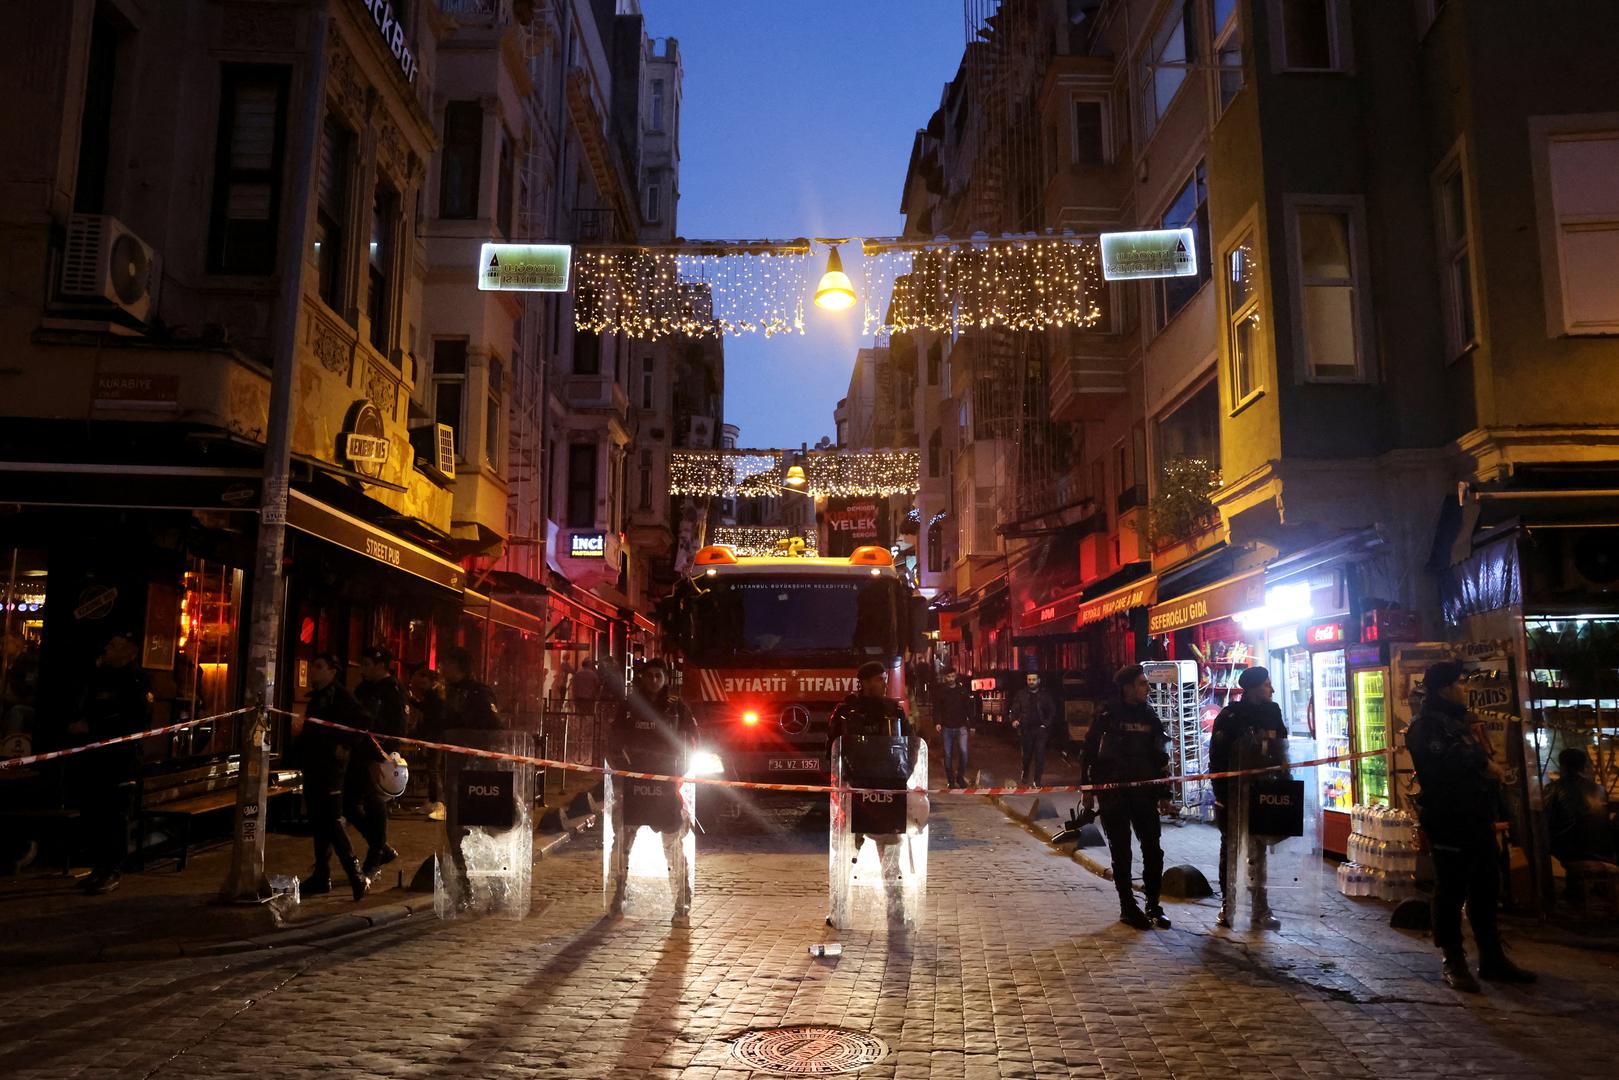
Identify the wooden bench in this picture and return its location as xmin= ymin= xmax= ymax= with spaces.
xmin=138 ymin=758 xmax=302 ymax=869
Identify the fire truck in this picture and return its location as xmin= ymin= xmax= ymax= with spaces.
xmin=664 ymin=543 xmax=927 ymax=792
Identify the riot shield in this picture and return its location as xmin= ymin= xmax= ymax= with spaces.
xmin=603 ymin=755 xmax=695 ymax=921
xmin=828 ymin=736 xmax=928 ymax=930
xmin=435 ymin=729 xmax=534 ymax=919
xmin=1223 ymin=735 xmax=1321 ymax=933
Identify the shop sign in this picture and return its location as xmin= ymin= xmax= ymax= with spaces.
xmin=285 ymin=491 xmax=464 ymax=592
xmin=343 ymin=433 xmax=390 ymax=465
xmin=478 ymin=243 xmax=572 ymax=292
xmin=823 ymin=497 xmax=889 ymax=559
xmin=74 ymin=585 xmax=118 ymax=621
xmin=1147 ymin=569 xmax=1265 ymax=635
xmin=569 ymin=531 xmax=607 ymax=558
xmin=93 ymin=372 xmax=179 ymax=410
xmin=1305 ymin=620 xmax=1349 ymax=647
xmin=937 ymin=611 xmax=962 ymax=642
xmin=142 ymin=583 xmax=179 ymax=670
xmin=971 ymin=677 xmax=996 ymax=692
xmin=361 ymin=0 xmax=420 ymax=84
xmin=341 ymin=400 xmax=388 ymax=479
xmin=1099 ymin=228 xmax=1198 ymax=281
xmin=1077 ymin=577 xmax=1159 ymax=628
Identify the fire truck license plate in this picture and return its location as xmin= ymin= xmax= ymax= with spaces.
xmin=769 ymin=758 xmax=820 ymax=772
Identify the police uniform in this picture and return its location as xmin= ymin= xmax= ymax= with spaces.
xmin=607 ymin=686 xmax=698 ymax=916
xmin=349 ymin=673 xmax=404 ymax=874
xmin=1208 ymin=698 xmax=1288 ymax=919
xmin=1081 ymin=700 xmax=1170 ymax=919
xmin=297 ymin=680 xmax=368 ymax=895
xmin=79 ymin=660 xmax=152 ymax=882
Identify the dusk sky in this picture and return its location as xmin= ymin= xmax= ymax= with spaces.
xmin=637 ymin=1 xmax=965 ymax=449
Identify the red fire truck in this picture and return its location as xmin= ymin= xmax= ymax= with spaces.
xmin=666 ymin=543 xmax=926 ymax=792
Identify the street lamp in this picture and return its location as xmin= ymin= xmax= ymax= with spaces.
xmin=814 ymin=244 xmax=856 ymax=311
xmin=784 ymin=463 xmax=808 ymax=487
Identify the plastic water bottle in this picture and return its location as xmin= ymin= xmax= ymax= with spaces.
xmin=808 ymin=943 xmax=843 ymax=958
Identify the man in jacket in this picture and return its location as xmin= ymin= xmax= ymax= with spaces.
xmin=1207 ymin=666 xmax=1288 ymax=930
xmin=1544 ymin=748 xmax=1616 ymax=872
xmin=69 ymin=632 xmax=151 ymax=894
xmin=1406 ymin=660 xmax=1534 ymax=991
xmin=607 ymin=660 xmax=699 ymax=923
xmin=296 ymin=653 xmax=369 ymax=900
xmin=1081 ymin=664 xmax=1172 ymax=930
xmin=408 ymin=664 xmax=447 ymax=820
xmin=1009 ymin=672 xmax=1059 ymax=786
xmin=441 ymin=647 xmax=501 ymax=731
xmin=349 ymin=645 xmax=405 ymax=876
xmin=930 ymin=667 xmax=976 ymax=788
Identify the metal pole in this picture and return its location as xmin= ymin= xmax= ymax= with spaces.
xmin=220 ymin=5 xmax=327 ymax=902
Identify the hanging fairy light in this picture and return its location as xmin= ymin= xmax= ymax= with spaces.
xmin=668 ymin=449 xmax=920 ymax=498
xmin=804 ymin=450 xmax=920 ymax=498
xmin=668 ymin=450 xmax=783 ymax=496
xmin=710 ymin=526 xmax=819 ymax=558
xmin=573 ymin=246 xmax=810 ymax=341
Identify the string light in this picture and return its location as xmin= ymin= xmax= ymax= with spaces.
xmin=573 ymin=250 xmax=809 ymax=340
xmin=667 ymin=449 xmax=921 ymax=498
xmin=710 ymin=526 xmax=819 ymax=558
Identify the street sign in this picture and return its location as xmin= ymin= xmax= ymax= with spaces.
xmin=477 ymin=243 xmax=572 ymax=292
xmin=1098 ymin=228 xmax=1198 ymax=281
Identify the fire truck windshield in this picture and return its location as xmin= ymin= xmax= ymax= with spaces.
xmin=684 ymin=576 xmax=901 ymax=667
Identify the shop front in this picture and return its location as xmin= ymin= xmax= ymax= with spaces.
xmin=1015 ymin=573 xmax=1157 ymax=741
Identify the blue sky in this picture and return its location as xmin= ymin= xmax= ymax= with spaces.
xmin=636 ymin=1 xmax=964 ymax=449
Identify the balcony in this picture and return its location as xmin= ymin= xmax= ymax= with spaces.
xmin=572 ymin=207 xmax=621 ymax=244
xmin=1049 ymin=331 xmax=1131 ymax=423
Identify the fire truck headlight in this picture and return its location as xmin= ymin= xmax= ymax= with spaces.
xmin=689 ymin=750 xmax=725 ymax=776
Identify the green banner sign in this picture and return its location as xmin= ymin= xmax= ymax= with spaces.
xmin=477 ymin=243 xmax=572 ymax=292
xmin=1098 ymin=228 xmax=1197 ymax=281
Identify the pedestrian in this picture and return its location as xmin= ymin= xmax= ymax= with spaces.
xmin=1008 ymin=671 xmax=1059 ymax=786
xmin=570 ymin=659 xmax=602 ymax=718
xmin=296 ymin=652 xmax=369 ymax=900
xmin=407 ymin=664 xmax=447 ymax=820
xmin=828 ymin=660 xmax=915 ymax=916
xmin=931 ymin=667 xmax=976 ymax=788
xmin=606 ymin=659 xmax=698 ymax=925
xmin=1081 ymin=664 xmax=1172 ymax=930
xmin=1208 ymin=666 xmax=1288 ymax=930
xmin=441 ymin=647 xmax=501 ymax=731
xmin=349 ymin=645 xmax=405 ymax=877
xmin=67 ymin=631 xmax=151 ymax=895
xmin=1543 ymin=747 xmax=1616 ymax=874
xmin=1405 ymin=660 xmax=1535 ymax=991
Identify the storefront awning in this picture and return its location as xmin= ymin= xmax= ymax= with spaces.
xmin=285 ymin=490 xmax=465 ymax=594
xmin=0 ymin=461 xmax=262 ymax=512
xmin=1147 ymin=567 xmax=1265 ymax=635
xmin=1017 ymin=574 xmax=1158 ymax=638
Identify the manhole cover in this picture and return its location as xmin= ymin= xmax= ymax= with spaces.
xmin=731 ymin=1025 xmax=889 ymax=1075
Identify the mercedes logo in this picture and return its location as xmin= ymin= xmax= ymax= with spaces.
xmin=780 ymin=705 xmax=811 ymax=735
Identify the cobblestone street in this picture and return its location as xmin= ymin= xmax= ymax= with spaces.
xmin=1 ymin=793 xmax=1616 ymax=1080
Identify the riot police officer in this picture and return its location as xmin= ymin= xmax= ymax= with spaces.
xmin=1082 ymin=664 xmax=1172 ymax=930
xmin=607 ymin=659 xmax=698 ymax=924
xmin=828 ymin=660 xmax=917 ymax=920
xmin=1208 ymin=666 xmax=1288 ymax=930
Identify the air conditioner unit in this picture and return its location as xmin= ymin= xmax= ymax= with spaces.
xmin=409 ymin=421 xmax=457 ymax=482
xmin=60 ymin=213 xmax=157 ymax=324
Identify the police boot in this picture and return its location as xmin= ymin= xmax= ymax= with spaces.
xmin=1478 ymin=947 xmax=1537 ymax=985
xmin=1118 ymin=899 xmax=1152 ymax=931
xmin=343 ymin=857 xmax=370 ymax=902
xmin=1441 ymin=949 xmax=1481 ymax=993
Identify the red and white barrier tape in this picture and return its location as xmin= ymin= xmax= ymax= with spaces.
xmin=301 ymin=716 xmax=1388 ymax=798
xmin=0 ymin=707 xmax=258 ymax=770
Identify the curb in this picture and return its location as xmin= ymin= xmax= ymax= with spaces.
xmin=0 ymin=801 xmax=601 ymax=967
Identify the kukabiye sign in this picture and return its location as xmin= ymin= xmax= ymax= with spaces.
xmin=1098 ymin=228 xmax=1198 ymax=281
xmin=478 ymin=243 xmax=572 ymax=292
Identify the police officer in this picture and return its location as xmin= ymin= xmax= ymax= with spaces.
xmin=69 ymin=632 xmax=152 ymax=895
xmin=296 ymin=653 xmax=370 ymax=901
xmin=1208 ymin=666 xmax=1288 ymax=930
xmin=1081 ymin=664 xmax=1172 ymax=930
xmin=350 ymin=645 xmax=405 ymax=877
xmin=1008 ymin=672 xmax=1059 ymax=786
xmin=441 ymin=647 xmax=501 ymax=731
xmin=1406 ymin=661 xmax=1535 ymax=992
xmin=607 ymin=659 xmax=698 ymax=924
xmin=829 ymin=661 xmax=915 ymax=918
xmin=828 ymin=660 xmax=913 ymax=788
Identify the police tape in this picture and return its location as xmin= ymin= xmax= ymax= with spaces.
xmin=300 ymin=715 xmax=1391 ymax=798
xmin=0 ymin=707 xmax=260 ymax=770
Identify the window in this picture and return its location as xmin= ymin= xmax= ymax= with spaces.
xmin=640 ymin=357 xmax=654 ymax=408
xmin=650 ymin=79 xmax=665 ymax=132
xmin=927 ymin=519 xmax=944 ymax=573
xmin=1113 ymin=441 xmax=1128 ymax=492
xmin=1544 ymin=134 xmax=1619 ymax=334
xmin=1212 ymin=0 xmax=1243 ymax=115
xmin=1156 ymin=163 xmax=1211 ymax=327
xmin=1435 ymin=157 xmax=1477 ymax=355
xmin=367 ymin=183 xmax=400 ymax=356
xmin=1275 ymin=0 xmax=1345 ymax=72
xmin=208 ymin=66 xmax=289 ymax=274
xmin=314 ymin=120 xmax=352 ymax=310
xmin=926 ymin=341 xmax=942 ymax=386
xmin=638 ymin=449 xmax=653 ymax=510
xmin=1226 ymin=231 xmax=1263 ymax=405
xmin=567 ymin=444 xmax=597 ymax=528
xmin=484 ymin=356 xmax=503 ymax=468
xmin=572 ymin=327 xmax=600 ymax=374
xmin=432 ymin=339 xmax=468 ymax=461
xmin=928 ymin=428 xmax=942 ymax=479
xmin=439 ymin=101 xmax=482 ymax=219
xmin=1140 ymin=1 xmax=1193 ymax=140
xmin=1072 ymin=99 xmax=1106 ymax=165
xmin=1290 ymin=201 xmax=1369 ymax=380
xmin=496 ymin=134 xmax=513 ymax=238
xmin=645 ymin=182 xmax=661 ymax=224
xmin=1155 ymin=377 xmax=1219 ymax=466
xmin=73 ymin=16 xmax=121 ymax=214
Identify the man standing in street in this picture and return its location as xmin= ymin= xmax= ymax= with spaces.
xmin=350 ymin=646 xmax=405 ymax=877
xmin=296 ymin=653 xmax=369 ymax=900
xmin=69 ymin=631 xmax=151 ymax=895
xmin=1208 ymin=666 xmax=1288 ymax=930
xmin=1406 ymin=660 xmax=1535 ymax=992
xmin=828 ymin=661 xmax=916 ymax=919
xmin=930 ymin=667 xmax=976 ymax=788
xmin=441 ymin=647 xmax=501 ymax=731
xmin=1009 ymin=671 xmax=1058 ymax=786
xmin=1081 ymin=664 xmax=1172 ymax=930
xmin=408 ymin=664 xmax=447 ymax=820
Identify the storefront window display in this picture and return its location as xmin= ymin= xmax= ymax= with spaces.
xmin=173 ymin=558 xmax=244 ymax=756
xmin=1525 ymin=615 xmax=1619 ymax=798
xmin=1 ymin=552 xmax=46 ymax=748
